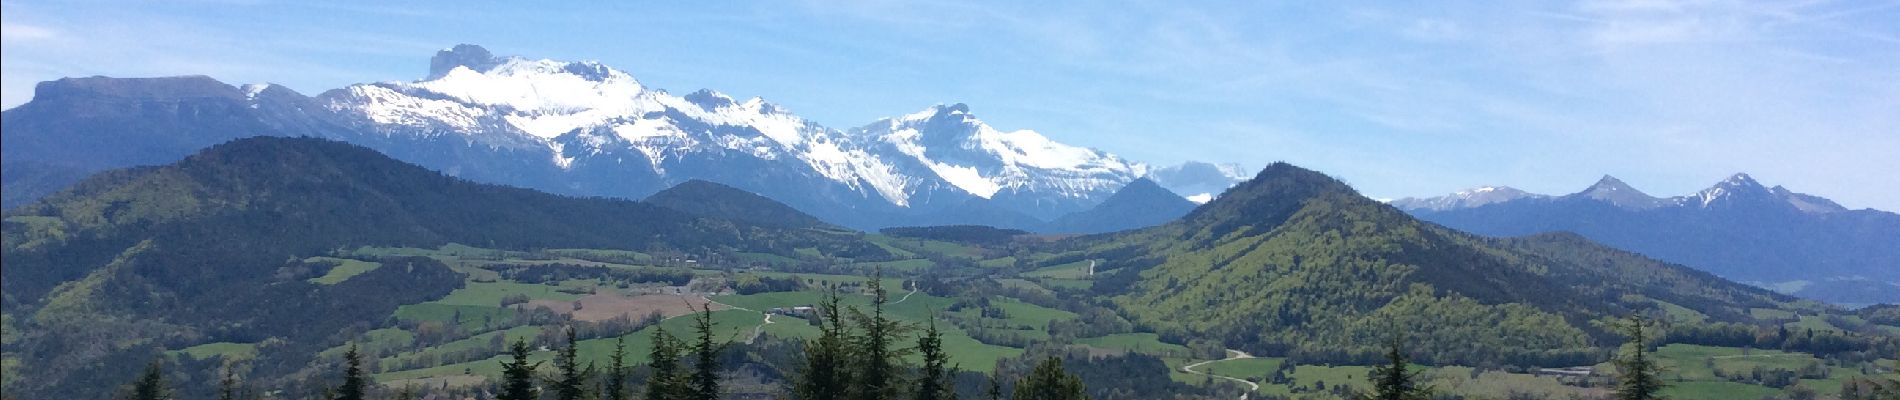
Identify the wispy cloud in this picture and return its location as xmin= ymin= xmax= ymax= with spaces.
xmin=0 ymin=22 xmax=58 ymax=42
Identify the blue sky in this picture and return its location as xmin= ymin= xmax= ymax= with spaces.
xmin=4 ymin=0 xmax=1898 ymax=209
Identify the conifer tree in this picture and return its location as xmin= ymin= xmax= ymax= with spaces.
xmin=338 ymin=344 xmax=368 ymax=400
xmin=499 ymin=339 xmax=542 ymax=400
xmin=551 ymin=327 xmax=591 ymax=400
xmin=217 ymin=362 xmax=240 ymax=400
xmin=915 ymin=315 xmax=956 ymax=400
xmin=850 ymin=268 xmax=911 ymax=400
xmin=687 ymin=302 xmax=728 ymax=400
xmin=1365 ymin=334 xmax=1429 ymax=400
xmin=129 ymin=360 xmax=170 ymax=400
xmin=646 ymin=326 xmax=686 ymax=400
xmin=794 ymin=284 xmax=853 ymax=400
xmin=1614 ymin=317 xmax=1666 ymax=400
xmin=1012 ymin=357 xmax=1085 ymax=400
xmin=393 ymin=385 xmax=418 ymax=400
xmin=604 ymin=335 xmax=632 ymax=400
xmin=986 ymin=375 xmax=1003 ymax=400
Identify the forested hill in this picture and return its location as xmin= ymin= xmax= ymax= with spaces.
xmin=643 ymin=179 xmax=836 ymax=229
xmin=4 ymin=136 xmax=890 ymax=302
xmin=0 ymin=136 xmax=886 ymax=398
xmin=1045 ymin=177 xmax=1196 ymax=234
xmin=1077 ymin=162 xmax=1812 ymax=366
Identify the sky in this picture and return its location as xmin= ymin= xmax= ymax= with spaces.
xmin=4 ymin=0 xmax=1898 ymax=209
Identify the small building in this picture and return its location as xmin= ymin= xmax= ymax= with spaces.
xmin=1534 ymin=367 xmax=1594 ymax=377
xmin=770 ymin=305 xmax=818 ymax=318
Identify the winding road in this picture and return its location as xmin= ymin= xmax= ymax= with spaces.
xmin=745 ymin=313 xmax=775 ymax=344
xmin=890 ymin=281 xmax=919 ymax=305
xmin=1181 ymin=349 xmax=1260 ymax=400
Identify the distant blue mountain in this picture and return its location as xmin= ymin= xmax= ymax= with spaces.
xmin=1395 ymin=174 xmax=1900 ymax=305
xmin=1046 ymin=178 xmax=1196 ymax=234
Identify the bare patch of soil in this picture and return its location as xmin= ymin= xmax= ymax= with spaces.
xmin=516 ymin=293 xmax=724 ymax=322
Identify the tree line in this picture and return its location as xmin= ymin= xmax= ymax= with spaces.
xmin=112 ymin=282 xmax=1900 ymax=400
xmin=113 ymin=270 xmax=1093 ymax=400
xmin=786 ymin=270 xmax=1085 ymax=400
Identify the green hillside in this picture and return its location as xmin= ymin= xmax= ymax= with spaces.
xmin=1088 ymin=163 xmax=1810 ymax=365
xmin=0 ymin=137 xmax=887 ymax=398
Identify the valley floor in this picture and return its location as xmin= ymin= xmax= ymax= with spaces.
xmin=142 ymin=240 xmax=1893 ymax=399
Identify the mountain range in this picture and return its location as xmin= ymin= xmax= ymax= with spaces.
xmin=3 ymin=41 xmax=1896 ymax=400
xmin=0 ymin=44 xmax=1244 ymax=232
xmin=3 ymin=43 xmax=1887 ymax=305
xmin=1393 ymin=174 xmax=1900 ymax=305
xmin=7 ymin=137 xmax=1857 ymax=398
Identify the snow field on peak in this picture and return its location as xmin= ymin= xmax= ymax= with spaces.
xmin=1457 ymin=186 xmax=1501 ymax=196
xmin=414 ymin=63 xmax=650 ymax=139
xmin=418 ymin=57 xmax=933 ymax=206
xmin=327 ymin=48 xmax=1195 ymax=212
xmin=337 ymin=85 xmax=486 ymax=132
xmin=984 ymin=127 xmax=1126 ymax=171
xmin=866 ymin=106 xmax=1141 ymax=199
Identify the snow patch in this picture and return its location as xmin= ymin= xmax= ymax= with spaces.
xmin=861 ymin=105 xmax=1142 ymax=200
xmin=611 ymin=119 xmax=685 ymax=142
xmin=930 ymin=163 xmax=1002 ymax=198
xmin=242 ymin=83 xmax=270 ymax=100
xmin=410 ymin=61 xmax=650 ymax=139
xmin=337 ymin=85 xmax=486 ymax=131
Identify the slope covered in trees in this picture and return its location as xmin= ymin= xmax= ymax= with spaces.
xmin=1080 ymin=163 xmax=1805 ymax=366
xmin=0 ymin=136 xmax=886 ymax=398
xmin=643 ymin=179 xmax=836 ymax=230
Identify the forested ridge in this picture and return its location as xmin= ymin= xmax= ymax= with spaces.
xmin=1073 ymin=163 xmax=1853 ymax=366
xmin=0 ymin=137 xmax=887 ymax=398
xmin=643 ymin=180 xmax=836 ymax=230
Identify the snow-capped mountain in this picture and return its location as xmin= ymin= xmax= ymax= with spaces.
xmin=850 ymin=103 xmax=1145 ymax=219
xmin=314 ymin=44 xmax=1150 ymax=226
xmin=3 ymin=44 xmax=1230 ymax=230
xmin=1145 ymin=161 xmax=1249 ymax=204
xmin=1394 ymin=173 xmax=1900 ymax=305
xmin=1388 ymin=185 xmax=1544 ymax=212
xmin=1395 ymin=173 xmax=1853 ymax=214
xmin=325 ymin=45 xmax=913 ymax=197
